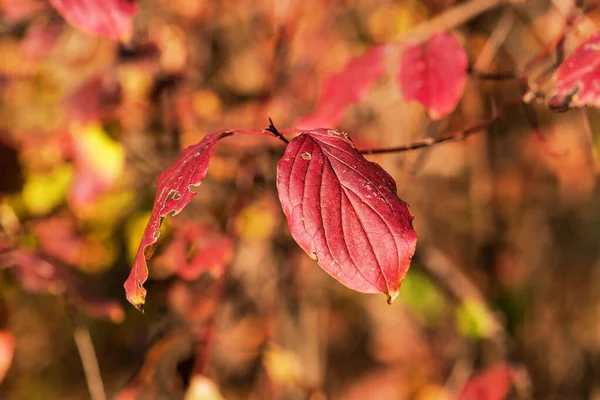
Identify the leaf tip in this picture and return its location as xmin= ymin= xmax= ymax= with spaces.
xmin=386 ymin=289 xmax=400 ymax=305
xmin=124 ymin=280 xmax=146 ymax=314
xmin=134 ymin=303 xmax=145 ymax=314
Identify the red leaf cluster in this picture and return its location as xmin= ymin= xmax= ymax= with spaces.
xmin=276 ymin=129 xmax=417 ymax=303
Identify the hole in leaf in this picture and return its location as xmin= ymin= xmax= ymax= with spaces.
xmin=166 ymin=189 xmax=182 ymax=202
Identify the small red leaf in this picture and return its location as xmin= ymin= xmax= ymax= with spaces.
xmin=49 ymin=0 xmax=138 ymax=41
xmin=460 ymin=363 xmax=515 ymax=400
xmin=298 ymin=46 xmax=386 ymax=128
xmin=549 ymin=31 xmax=600 ymax=110
xmin=397 ymin=32 xmax=467 ymax=120
xmin=276 ymin=129 xmax=417 ymax=302
xmin=124 ymin=131 xmax=231 ymax=311
xmin=155 ymin=222 xmax=234 ymax=281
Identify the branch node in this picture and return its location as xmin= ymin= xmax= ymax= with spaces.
xmin=265 ymin=117 xmax=289 ymax=144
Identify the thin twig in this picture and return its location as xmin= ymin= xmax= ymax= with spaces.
xmin=63 ymin=299 xmax=106 ymax=400
xmin=358 ymin=98 xmax=521 ymax=155
xmin=520 ymin=1 xmax=585 ymax=76
xmin=73 ymin=324 xmax=107 ymax=400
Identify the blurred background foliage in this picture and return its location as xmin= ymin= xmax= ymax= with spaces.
xmin=0 ymin=0 xmax=600 ymax=399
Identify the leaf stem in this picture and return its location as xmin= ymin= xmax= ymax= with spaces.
xmin=358 ymin=97 xmax=522 ymax=155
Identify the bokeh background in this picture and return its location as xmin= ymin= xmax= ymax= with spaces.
xmin=1 ymin=0 xmax=600 ymax=399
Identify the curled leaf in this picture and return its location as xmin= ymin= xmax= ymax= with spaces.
xmin=124 ymin=131 xmax=231 ymax=312
xmin=549 ymin=31 xmax=600 ymax=110
xmin=298 ymin=46 xmax=386 ymax=128
xmin=276 ymin=129 xmax=417 ymax=302
xmin=49 ymin=0 xmax=138 ymax=41
xmin=397 ymin=31 xmax=467 ymax=119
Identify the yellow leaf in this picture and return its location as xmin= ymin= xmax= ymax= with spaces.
xmin=263 ymin=344 xmax=303 ymax=385
xmin=234 ymin=197 xmax=278 ymax=241
xmin=73 ymin=124 xmax=124 ymax=183
xmin=22 ymin=164 xmax=73 ymax=215
xmin=455 ymin=299 xmax=495 ymax=339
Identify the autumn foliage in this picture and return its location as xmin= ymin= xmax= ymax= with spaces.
xmin=1 ymin=0 xmax=600 ymax=399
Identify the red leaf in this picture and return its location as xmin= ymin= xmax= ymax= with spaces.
xmin=276 ymin=129 xmax=417 ymax=302
xmin=33 ymin=217 xmax=84 ymax=266
xmin=124 ymin=131 xmax=232 ymax=311
xmin=298 ymin=46 xmax=386 ymax=128
xmin=549 ymin=32 xmax=600 ymax=110
xmin=460 ymin=363 xmax=515 ymax=400
xmin=397 ymin=32 xmax=467 ymax=120
xmin=49 ymin=0 xmax=138 ymax=41
xmin=155 ymin=222 xmax=234 ymax=281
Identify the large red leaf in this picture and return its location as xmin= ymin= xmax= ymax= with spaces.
xmin=397 ymin=31 xmax=467 ymax=120
xmin=549 ymin=31 xmax=600 ymax=110
xmin=49 ymin=0 xmax=138 ymax=41
xmin=276 ymin=129 xmax=417 ymax=302
xmin=298 ymin=46 xmax=386 ymax=128
xmin=124 ymin=131 xmax=232 ymax=311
